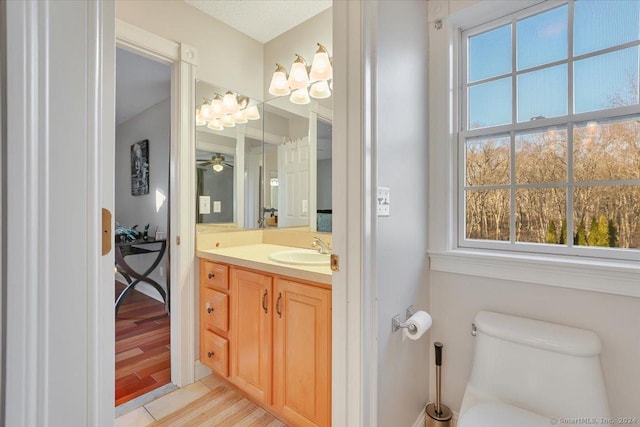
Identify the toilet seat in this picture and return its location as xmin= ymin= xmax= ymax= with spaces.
xmin=458 ymin=402 xmax=549 ymax=427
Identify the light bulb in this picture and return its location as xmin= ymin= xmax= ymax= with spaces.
xmin=245 ymin=105 xmax=261 ymax=120
xmin=223 ymin=91 xmax=239 ymax=114
xmin=269 ymin=64 xmax=291 ymax=96
xmin=309 ymin=80 xmax=331 ymax=99
xmin=212 ymin=164 xmax=224 ymax=172
xmin=288 ymin=55 xmax=309 ymax=90
xmin=309 ymin=43 xmax=332 ymax=81
xmin=222 ymin=114 xmax=236 ymax=128
xmin=290 ymin=88 xmax=310 ymax=105
xmin=234 ymin=109 xmax=248 ymax=124
xmin=207 ymin=118 xmax=223 ymax=131
xmin=211 ymin=94 xmax=224 ymax=118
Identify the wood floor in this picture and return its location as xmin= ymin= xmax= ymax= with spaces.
xmin=115 ymin=281 xmax=171 ymax=406
xmin=151 ymin=375 xmax=286 ymax=427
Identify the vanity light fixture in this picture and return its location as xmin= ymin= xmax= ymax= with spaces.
xmin=268 ymin=42 xmax=333 ymax=104
xmin=196 ymin=91 xmax=260 ymax=130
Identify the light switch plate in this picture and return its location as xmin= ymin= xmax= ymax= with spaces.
xmin=377 ymin=187 xmax=390 ymax=216
xmin=199 ymin=196 xmax=211 ymax=214
xmin=213 ymin=201 xmax=221 ymax=213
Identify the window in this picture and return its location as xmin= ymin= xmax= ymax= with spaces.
xmin=460 ymin=0 xmax=640 ymax=260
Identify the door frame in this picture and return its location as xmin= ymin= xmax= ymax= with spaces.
xmin=115 ymin=20 xmax=198 ymax=388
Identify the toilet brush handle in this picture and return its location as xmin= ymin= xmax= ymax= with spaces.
xmin=435 ymin=342 xmax=443 ymax=366
xmin=434 ymin=342 xmax=443 ymax=415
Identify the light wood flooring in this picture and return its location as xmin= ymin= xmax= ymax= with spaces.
xmin=150 ymin=375 xmax=287 ymax=427
xmin=115 ymin=282 xmax=171 ymax=406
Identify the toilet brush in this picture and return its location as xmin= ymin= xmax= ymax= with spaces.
xmin=426 ymin=342 xmax=452 ymax=427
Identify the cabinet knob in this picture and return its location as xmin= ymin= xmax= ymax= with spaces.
xmin=208 ymin=272 xmax=215 ymax=279
xmin=207 ymin=307 xmax=214 ymax=314
xmin=207 ymin=351 xmax=214 ymax=358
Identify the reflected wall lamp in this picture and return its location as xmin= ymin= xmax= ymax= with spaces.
xmin=268 ymin=42 xmax=333 ymax=105
xmin=196 ymin=91 xmax=260 ymax=130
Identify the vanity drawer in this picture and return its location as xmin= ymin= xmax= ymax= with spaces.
xmin=201 ymin=260 xmax=229 ymax=290
xmin=202 ymin=331 xmax=229 ymax=377
xmin=202 ymin=288 xmax=228 ymax=332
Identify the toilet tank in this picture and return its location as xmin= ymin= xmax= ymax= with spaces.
xmin=465 ymin=311 xmax=610 ymax=419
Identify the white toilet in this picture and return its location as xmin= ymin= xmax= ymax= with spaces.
xmin=458 ymin=311 xmax=610 ymax=427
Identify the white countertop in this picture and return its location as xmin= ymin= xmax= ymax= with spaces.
xmin=196 ymin=244 xmax=332 ymax=285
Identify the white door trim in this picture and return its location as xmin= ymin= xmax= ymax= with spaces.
xmin=6 ymin=1 xmax=115 ymax=425
xmin=115 ymin=20 xmax=198 ymax=388
xmin=332 ymin=1 xmax=375 ymax=426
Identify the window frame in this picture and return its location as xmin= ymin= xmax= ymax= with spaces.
xmin=457 ymin=0 xmax=640 ymax=262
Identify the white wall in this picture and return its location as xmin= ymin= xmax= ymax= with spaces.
xmin=375 ymin=2 xmax=430 ymax=426
xmin=116 ymin=0 xmax=264 ymax=100
xmin=116 ymin=97 xmax=170 ymax=297
xmin=427 ymin=0 xmax=640 ymax=421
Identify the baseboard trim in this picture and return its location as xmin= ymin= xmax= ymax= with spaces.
xmin=412 ymin=407 xmax=425 ymax=427
xmin=194 ymin=360 xmax=212 ymax=381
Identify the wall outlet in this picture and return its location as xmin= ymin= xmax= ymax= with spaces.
xmin=213 ymin=201 xmax=221 ymax=213
xmin=302 ymin=199 xmax=308 ymax=214
xmin=377 ymin=187 xmax=390 ymax=216
xmin=199 ymin=196 xmax=211 ymax=214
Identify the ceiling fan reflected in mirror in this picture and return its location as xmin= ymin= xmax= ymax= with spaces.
xmin=196 ymin=153 xmax=234 ymax=172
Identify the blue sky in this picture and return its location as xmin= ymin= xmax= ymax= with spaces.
xmin=468 ymin=1 xmax=640 ymax=129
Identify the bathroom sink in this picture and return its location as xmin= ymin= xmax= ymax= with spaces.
xmin=269 ymin=249 xmax=330 ymax=266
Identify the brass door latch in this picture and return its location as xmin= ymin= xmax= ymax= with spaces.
xmin=330 ymin=254 xmax=339 ymax=272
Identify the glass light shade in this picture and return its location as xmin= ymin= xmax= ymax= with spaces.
xmin=211 ymin=97 xmax=224 ymax=118
xmin=269 ymin=71 xmax=291 ymax=96
xmin=195 ymin=108 xmax=206 ymax=126
xmin=207 ymin=118 xmax=223 ymax=131
xmin=309 ymin=80 xmax=331 ymax=99
xmin=290 ymin=88 xmax=310 ymax=105
xmin=200 ymin=102 xmax=213 ymax=121
xmin=245 ymin=105 xmax=261 ymax=120
xmin=212 ymin=164 xmax=224 ymax=172
xmin=310 ymin=51 xmax=332 ymax=81
xmin=223 ymin=92 xmax=239 ymax=114
xmin=288 ymin=60 xmax=310 ymax=90
xmin=221 ymin=114 xmax=236 ymax=127
xmin=234 ymin=109 xmax=248 ymax=124
xmin=330 ymin=79 xmax=333 ymax=90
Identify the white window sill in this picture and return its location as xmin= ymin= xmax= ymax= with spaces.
xmin=429 ymin=249 xmax=640 ymax=298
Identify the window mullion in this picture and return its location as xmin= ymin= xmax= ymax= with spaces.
xmin=510 ymin=18 xmax=518 ymax=245
xmin=566 ymin=0 xmax=575 ymax=249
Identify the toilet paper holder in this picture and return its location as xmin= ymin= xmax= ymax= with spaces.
xmin=392 ymin=305 xmax=417 ymax=333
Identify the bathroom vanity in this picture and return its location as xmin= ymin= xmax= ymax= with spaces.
xmin=198 ymin=243 xmax=331 ymax=427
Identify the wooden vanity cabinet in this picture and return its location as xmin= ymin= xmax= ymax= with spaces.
xmin=200 ymin=259 xmax=331 ymax=427
xmin=199 ymin=260 xmax=230 ymax=378
xmin=230 ymin=268 xmax=273 ymax=405
xmin=273 ymin=278 xmax=331 ymax=427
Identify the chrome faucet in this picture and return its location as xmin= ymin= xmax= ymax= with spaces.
xmin=312 ymin=237 xmax=332 ymax=254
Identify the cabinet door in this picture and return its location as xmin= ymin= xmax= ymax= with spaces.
xmin=230 ymin=268 xmax=273 ymax=405
xmin=273 ymin=279 xmax=331 ymax=427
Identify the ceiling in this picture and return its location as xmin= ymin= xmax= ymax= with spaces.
xmin=116 ymin=48 xmax=171 ymax=126
xmin=183 ymin=0 xmax=331 ymax=44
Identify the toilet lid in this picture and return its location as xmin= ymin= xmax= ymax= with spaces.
xmin=458 ymin=402 xmax=549 ymax=427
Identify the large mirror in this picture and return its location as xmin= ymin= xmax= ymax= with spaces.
xmin=193 ymin=5 xmax=332 ymax=232
xmin=262 ymin=97 xmax=332 ymax=232
xmin=195 ymin=80 xmax=263 ymax=229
